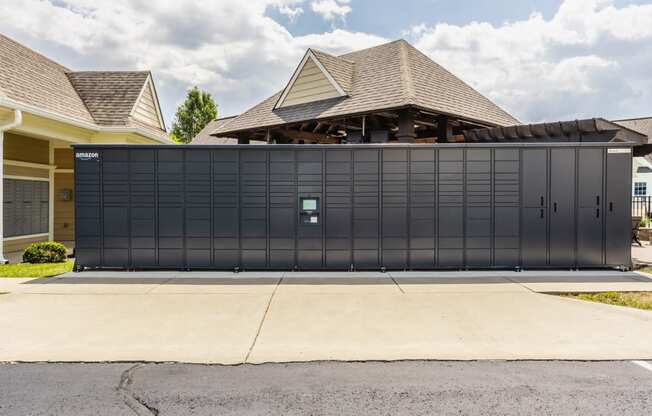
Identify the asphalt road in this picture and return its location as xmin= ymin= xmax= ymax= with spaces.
xmin=2 ymin=361 xmax=652 ymax=415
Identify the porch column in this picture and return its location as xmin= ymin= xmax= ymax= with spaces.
xmin=436 ymin=115 xmax=453 ymax=142
xmin=0 ymin=109 xmax=22 ymax=263
xmin=396 ymin=109 xmax=416 ymax=143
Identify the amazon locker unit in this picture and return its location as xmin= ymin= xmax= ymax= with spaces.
xmin=73 ymin=143 xmax=632 ymax=271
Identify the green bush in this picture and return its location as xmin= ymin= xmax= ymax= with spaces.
xmin=22 ymin=242 xmax=68 ymax=264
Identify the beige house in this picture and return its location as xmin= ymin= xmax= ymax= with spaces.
xmin=0 ymin=34 xmax=169 ymax=262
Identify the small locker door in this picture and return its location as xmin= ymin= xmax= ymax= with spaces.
xmin=549 ymin=149 xmax=576 ymax=266
xmin=577 ymin=148 xmax=604 ymax=266
xmin=521 ymin=149 xmax=548 ymax=267
xmin=605 ymin=148 xmax=632 ymax=267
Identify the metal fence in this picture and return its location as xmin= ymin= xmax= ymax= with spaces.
xmin=632 ymin=196 xmax=652 ymax=218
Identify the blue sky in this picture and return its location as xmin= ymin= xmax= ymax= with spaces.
xmin=1 ymin=0 xmax=651 ymax=130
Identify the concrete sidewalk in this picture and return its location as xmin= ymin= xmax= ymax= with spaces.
xmin=1 ymin=270 xmax=652 ymax=363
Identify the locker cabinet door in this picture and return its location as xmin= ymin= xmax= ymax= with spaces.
xmin=605 ymin=148 xmax=632 ymax=266
xmin=296 ymin=150 xmax=323 ymax=269
xmin=521 ymin=149 xmax=548 ymax=267
xmin=577 ymin=148 xmax=604 ymax=266
xmin=549 ymin=149 xmax=576 ymax=266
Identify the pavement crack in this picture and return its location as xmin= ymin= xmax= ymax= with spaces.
xmin=118 ymin=364 xmax=159 ymax=416
xmin=245 ymin=276 xmax=282 ymax=363
xmin=387 ymin=273 xmax=405 ymax=294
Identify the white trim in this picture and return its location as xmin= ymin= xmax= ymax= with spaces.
xmin=4 ymin=233 xmax=49 ymax=241
xmin=129 ymin=74 xmax=166 ymax=130
xmin=48 ymin=142 xmax=55 ymax=242
xmin=0 ymin=97 xmax=170 ymax=144
xmin=4 ymin=159 xmax=56 ymax=170
xmin=55 ymin=169 xmax=74 ymax=174
xmin=274 ymin=49 xmax=347 ymax=109
xmin=5 ymin=175 xmax=50 ymax=182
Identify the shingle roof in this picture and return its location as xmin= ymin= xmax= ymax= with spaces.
xmin=614 ymin=117 xmax=652 ymax=141
xmin=0 ymin=34 xmax=95 ymax=124
xmin=0 ymin=34 xmax=167 ymax=140
xmin=215 ymin=39 xmax=518 ymax=136
xmin=191 ymin=117 xmax=239 ymax=144
xmin=66 ymin=71 xmax=150 ymax=126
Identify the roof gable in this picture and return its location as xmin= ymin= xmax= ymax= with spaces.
xmin=274 ymin=50 xmax=348 ymax=109
xmin=131 ymin=76 xmax=165 ymax=130
xmin=66 ymin=71 xmax=151 ymax=126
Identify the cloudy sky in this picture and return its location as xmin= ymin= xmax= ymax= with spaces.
xmin=1 ymin=0 xmax=651 ymax=128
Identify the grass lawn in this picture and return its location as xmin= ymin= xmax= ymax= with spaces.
xmin=564 ymin=291 xmax=652 ymax=312
xmin=0 ymin=260 xmax=74 ymax=278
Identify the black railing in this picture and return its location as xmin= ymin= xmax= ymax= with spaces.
xmin=632 ymin=196 xmax=652 ymax=218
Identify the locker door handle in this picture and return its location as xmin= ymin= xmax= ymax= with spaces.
xmin=540 ymin=196 xmax=544 ymax=206
xmin=596 ymin=195 xmax=600 ymax=205
xmin=540 ymin=209 xmax=544 ymax=219
xmin=553 ymin=202 xmax=557 ymax=213
xmin=609 ymin=202 xmax=613 ymax=212
xmin=596 ymin=208 xmax=600 ymax=218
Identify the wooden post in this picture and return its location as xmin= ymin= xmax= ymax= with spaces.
xmin=396 ymin=109 xmax=416 ymax=143
xmin=436 ymin=115 xmax=452 ymax=142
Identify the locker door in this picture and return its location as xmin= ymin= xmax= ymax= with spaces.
xmin=296 ymin=150 xmax=323 ymax=269
xmin=605 ymin=148 xmax=632 ymax=266
xmin=577 ymin=148 xmax=604 ymax=266
xmin=549 ymin=149 xmax=575 ymax=266
xmin=521 ymin=149 xmax=548 ymax=267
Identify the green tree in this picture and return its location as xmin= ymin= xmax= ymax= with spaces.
xmin=171 ymin=86 xmax=218 ymax=143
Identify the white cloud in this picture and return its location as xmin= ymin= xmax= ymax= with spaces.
xmin=409 ymin=0 xmax=652 ymax=122
xmin=277 ymin=4 xmax=304 ymax=22
xmin=310 ymin=0 xmax=351 ymax=22
xmin=0 ymin=0 xmax=384 ymax=125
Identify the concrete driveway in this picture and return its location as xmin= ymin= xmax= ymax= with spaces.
xmin=1 ymin=271 xmax=652 ymax=363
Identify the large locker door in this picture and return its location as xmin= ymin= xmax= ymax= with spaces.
xmin=269 ymin=150 xmax=296 ymax=269
xmin=605 ymin=148 xmax=632 ymax=266
xmin=325 ymin=150 xmax=353 ymax=269
xmin=521 ymin=149 xmax=548 ymax=267
xmin=437 ymin=149 xmax=464 ymax=267
xmin=408 ymin=148 xmax=436 ymax=269
xmin=382 ymin=148 xmax=409 ymax=269
xmin=296 ymin=150 xmax=323 ymax=269
xmin=213 ymin=149 xmax=240 ymax=269
xmin=185 ymin=150 xmax=212 ymax=268
xmin=549 ymin=148 xmax=576 ymax=267
xmin=577 ymin=148 xmax=604 ymax=266
xmin=353 ymin=149 xmax=380 ymax=269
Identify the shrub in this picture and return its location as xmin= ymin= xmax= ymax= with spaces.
xmin=22 ymin=242 xmax=68 ymax=264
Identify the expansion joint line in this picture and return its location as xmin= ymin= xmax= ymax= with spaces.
xmin=245 ymin=275 xmax=282 ymax=363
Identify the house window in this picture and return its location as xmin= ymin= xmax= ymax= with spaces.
xmin=635 ymin=182 xmax=647 ymax=196
xmin=3 ymin=179 xmax=49 ymax=237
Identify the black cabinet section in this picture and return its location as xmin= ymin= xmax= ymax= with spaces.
xmin=74 ymin=144 xmax=633 ymax=271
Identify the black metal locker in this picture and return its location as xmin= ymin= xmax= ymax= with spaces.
xmin=325 ymin=149 xmax=352 ymax=268
xmin=605 ymin=148 xmax=632 ymax=266
xmin=577 ymin=148 xmax=604 ymax=267
xmin=102 ymin=149 xmax=129 ymax=267
xmin=437 ymin=149 xmax=464 ymax=267
xmin=382 ymin=149 xmax=409 ymax=269
xmin=408 ymin=148 xmax=436 ymax=269
xmin=549 ymin=148 xmax=576 ymax=266
xmin=213 ymin=149 xmax=239 ymax=269
xmin=129 ymin=149 xmax=156 ymax=267
xmin=239 ymin=150 xmax=268 ymax=268
xmin=353 ymin=149 xmax=380 ymax=269
xmin=268 ymin=150 xmax=296 ymax=269
xmin=493 ymin=149 xmax=520 ymax=267
xmin=157 ymin=149 xmax=184 ymax=267
xmin=185 ymin=150 xmax=212 ymax=268
xmin=521 ymin=149 xmax=548 ymax=267
xmin=465 ymin=149 xmax=491 ymax=267
xmin=296 ymin=150 xmax=323 ymax=268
